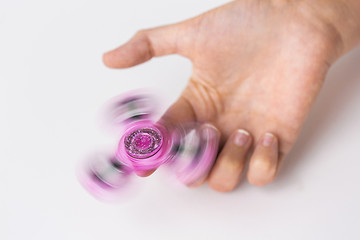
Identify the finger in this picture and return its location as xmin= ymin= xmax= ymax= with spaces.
xmin=134 ymin=96 xmax=196 ymax=177
xmin=135 ymin=169 xmax=155 ymax=177
xmin=247 ymin=132 xmax=279 ymax=186
xmin=208 ymin=129 xmax=252 ymax=192
xmin=103 ymin=23 xmax=187 ymax=68
xmin=158 ymin=95 xmax=196 ymax=130
xmin=174 ymin=123 xmax=220 ymax=187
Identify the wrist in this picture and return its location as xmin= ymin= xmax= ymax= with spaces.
xmin=304 ymin=0 xmax=360 ymax=58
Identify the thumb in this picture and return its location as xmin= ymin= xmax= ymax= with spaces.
xmin=103 ymin=23 xmax=188 ymax=68
xmin=136 ymin=95 xmax=196 ymax=177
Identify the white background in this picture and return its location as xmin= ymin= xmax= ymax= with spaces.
xmin=1 ymin=0 xmax=360 ymax=239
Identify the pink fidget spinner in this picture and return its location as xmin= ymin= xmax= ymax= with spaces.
xmin=78 ymin=90 xmax=219 ymax=201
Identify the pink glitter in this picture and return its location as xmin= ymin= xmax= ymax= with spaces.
xmin=79 ymin=90 xmax=220 ymax=201
xmin=124 ymin=127 xmax=162 ymax=158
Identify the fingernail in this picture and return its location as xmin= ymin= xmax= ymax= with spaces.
xmin=234 ymin=129 xmax=250 ymax=146
xmin=262 ymin=133 xmax=275 ymax=147
xmin=201 ymin=123 xmax=219 ymax=139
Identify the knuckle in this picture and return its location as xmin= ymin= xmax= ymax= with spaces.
xmin=208 ymin=179 xmax=236 ymax=193
xmin=221 ymin=156 xmax=245 ymax=171
xmin=247 ymin=171 xmax=276 ymax=187
xmin=252 ymin=157 xmax=273 ymax=173
xmin=134 ymin=29 xmax=151 ymax=41
xmin=135 ymin=29 xmax=148 ymax=36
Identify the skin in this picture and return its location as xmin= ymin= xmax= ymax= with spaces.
xmin=103 ymin=0 xmax=360 ymax=192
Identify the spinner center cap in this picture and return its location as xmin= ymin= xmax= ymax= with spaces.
xmin=124 ymin=127 xmax=163 ymax=159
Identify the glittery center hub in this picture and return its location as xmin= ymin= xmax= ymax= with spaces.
xmin=124 ymin=127 xmax=162 ymax=158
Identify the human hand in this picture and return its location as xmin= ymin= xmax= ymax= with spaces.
xmin=103 ymin=0 xmax=360 ymax=191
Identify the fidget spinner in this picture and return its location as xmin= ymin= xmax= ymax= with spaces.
xmin=78 ymin=90 xmax=219 ymax=201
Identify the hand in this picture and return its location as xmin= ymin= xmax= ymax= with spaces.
xmin=103 ymin=0 xmax=359 ymax=192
